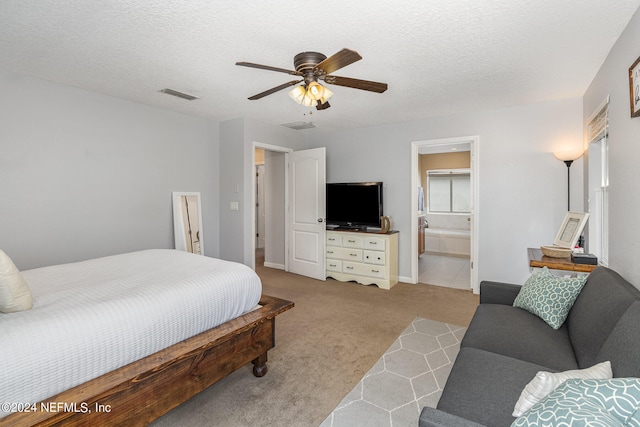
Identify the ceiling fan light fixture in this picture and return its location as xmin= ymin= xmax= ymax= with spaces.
xmin=288 ymin=85 xmax=306 ymax=104
xmin=320 ymin=86 xmax=333 ymax=103
xmin=289 ymin=82 xmax=333 ymax=108
xmin=307 ymin=81 xmax=322 ymax=100
xmin=288 ymin=84 xmax=321 ymax=107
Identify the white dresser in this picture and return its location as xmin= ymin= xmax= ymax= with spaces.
xmin=326 ymin=230 xmax=399 ymax=290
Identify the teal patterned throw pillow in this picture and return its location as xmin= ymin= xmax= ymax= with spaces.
xmin=513 ymin=267 xmax=587 ymax=329
xmin=512 ymin=378 xmax=640 ymax=427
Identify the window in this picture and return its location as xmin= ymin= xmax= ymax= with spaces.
xmin=587 ymin=99 xmax=609 ymax=265
xmin=427 ymin=169 xmax=471 ymax=213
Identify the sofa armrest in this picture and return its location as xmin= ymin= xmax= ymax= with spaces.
xmin=479 ymin=281 xmax=521 ymax=305
xmin=419 ymin=407 xmax=486 ymax=427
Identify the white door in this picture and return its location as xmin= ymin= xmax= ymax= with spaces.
xmin=289 ymin=147 xmax=326 ymax=280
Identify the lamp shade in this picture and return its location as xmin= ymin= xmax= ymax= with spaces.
xmin=288 ymin=85 xmax=306 ymax=104
xmin=319 ymin=86 xmax=333 ymax=103
xmin=289 ymin=82 xmax=333 ymax=107
xmin=553 ymin=149 xmax=584 ymax=162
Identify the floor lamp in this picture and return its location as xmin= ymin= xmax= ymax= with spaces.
xmin=553 ymin=150 xmax=584 ymax=211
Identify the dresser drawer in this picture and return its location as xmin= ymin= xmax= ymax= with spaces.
xmin=342 ymin=235 xmax=364 ymax=249
xmin=326 ymin=259 xmax=343 ymax=272
xmin=343 ymin=262 xmax=386 ymax=278
xmin=363 ymin=236 xmax=386 ymax=250
xmin=326 ymin=246 xmax=363 ymax=262
xmin=326 ymin=232 xmax=342 ymax=246
xmin=364 ymin=250 xmax=386 ymax=266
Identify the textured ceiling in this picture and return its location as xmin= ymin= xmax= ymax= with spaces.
xmin=1 ymin=1 xmax=639 ymax=132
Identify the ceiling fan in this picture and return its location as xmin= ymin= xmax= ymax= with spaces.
xmin=236 ymin=48 xmax=388 ymax=110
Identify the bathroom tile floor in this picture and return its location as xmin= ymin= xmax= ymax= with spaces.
xmin=418 ymin=253 xmax=471 ymax=290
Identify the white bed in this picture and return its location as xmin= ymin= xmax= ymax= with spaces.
xmin=0 ymin=249 xmax=263 ymax=420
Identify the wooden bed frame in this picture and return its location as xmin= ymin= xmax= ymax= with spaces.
xmin=1 ymin=294 xmax=293 ymax=427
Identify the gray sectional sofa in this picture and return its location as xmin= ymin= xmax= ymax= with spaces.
xmin=419 ymin=266 xmax=640 ymax=427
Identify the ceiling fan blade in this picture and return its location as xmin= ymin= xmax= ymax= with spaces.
xmin=322 ymin=75 xmax=388 ymax=93
xmin=247 ymin=80 xmax=302 ymax=100
xmin=236 ymin=62 xmax=300 ymax=76
xmin=315 ymin=48 xmax=362 ymax=75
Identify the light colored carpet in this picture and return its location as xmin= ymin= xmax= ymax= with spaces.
xmin=150 ymin=262 xmax=478 ymax=427
xmin=320 ymin=317 xmax=465 ymax=427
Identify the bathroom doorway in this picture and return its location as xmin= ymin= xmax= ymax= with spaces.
xmin=411 ymin=136 xmax=479 ymax=293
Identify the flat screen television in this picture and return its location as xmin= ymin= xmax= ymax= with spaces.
xmin=326 ymin=182 xmax=383 ymax=230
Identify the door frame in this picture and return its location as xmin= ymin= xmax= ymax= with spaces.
xmin=411 ymin=136 xmax=480 ymax=293
xmin=250 ymin=142 xmax=293 ymax=271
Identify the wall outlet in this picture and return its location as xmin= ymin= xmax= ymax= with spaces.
xmin=230 ymin=201 xmax=239 ymax=211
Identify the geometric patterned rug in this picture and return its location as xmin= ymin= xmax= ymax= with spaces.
xmin=319 ymin=317 xmax=466 ymax=427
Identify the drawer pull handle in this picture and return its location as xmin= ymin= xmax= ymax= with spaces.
xmin=327 ymin=251 xmax=334 ymax=254
xmin=348 ymin=240 xmax=356 ymax=243
xmin=369 ymin=241 xmax=377 ymax=245
xmin=346 ymin=266 xmax=354 ymax=270
xmin=372 ymin=270 xmax=379 ymax=273
xmin=350 ymin=253 xmax=358 ymax=257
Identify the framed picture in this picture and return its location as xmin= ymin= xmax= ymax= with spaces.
xmin=172 ymin=192 xmax=204 ymax=255
xmin=629 ymin=55 xmax=640 ymax=118
xmin=553 ymin=211 xmax=589 ymax=249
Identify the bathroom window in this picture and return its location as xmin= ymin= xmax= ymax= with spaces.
xmin=427 ymin=169 xmax=471 ymax=214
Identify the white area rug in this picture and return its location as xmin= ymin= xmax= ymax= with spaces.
xmin=320 ymin=317 xmax=466 ymax=427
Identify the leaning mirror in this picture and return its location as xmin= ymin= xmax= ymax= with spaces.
xmin=172 ymin=192 xmax=204 ymax=255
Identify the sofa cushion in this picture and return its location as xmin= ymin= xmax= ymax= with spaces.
xmin=419 ymin=407 xmax=485 ymax=427
xmin=513 ymin=267 xmax=586 ymax=329
xmin=567 ymin=267 xmax=640 ymax=368
xmin=511 ymin=361 xmax=612 ymax=417
xmin=461 ymin=304 xmax=578 ymax=371
xmin=437 ymin=347 xmax=549 ymax=427
xmin=511 ymin=378 xmax=640 ymax=427
xmin=596 ymin=301 xmax=640 ymax=377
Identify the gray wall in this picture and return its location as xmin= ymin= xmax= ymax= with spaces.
xmin=218 ymin=117 xmax=308 ymax=266
xmin=264 ymin=150 xmax=286 ymax=267
xmin=583 ymin=7 xmax=640 ymax=287
xmin=0 ymin=70 xmax=220 ymax=270
xmin=308 ymin=98 xmax=584 ymax=286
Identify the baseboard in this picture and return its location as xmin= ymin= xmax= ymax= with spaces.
xmin=264 ymin=262 xmax=285 ymax=270
xmin=399 ymin=275 xmax=413 ymax=284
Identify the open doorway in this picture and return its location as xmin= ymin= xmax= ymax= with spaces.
xmin=250 ymin=143 xmax=327 ymax=280
xmin=411 ymin=136 xmax=479 ymax=293
xmin=253 ymin=144 xmax=289 ymax=271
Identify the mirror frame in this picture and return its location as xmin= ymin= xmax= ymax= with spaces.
xmin=172 ymin=192 xmax=204 ymax=255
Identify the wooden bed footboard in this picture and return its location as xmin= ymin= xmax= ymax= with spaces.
xmin=1 ymin=295 xmax=293 ymax=427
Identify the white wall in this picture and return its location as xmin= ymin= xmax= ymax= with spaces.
xmin=0 ymin=70 xmax=220 ymax=270
xmin=583 ymin=7 xmax=640 ymax=288
xmin=308 ymin=98 xmax=584 ymax=286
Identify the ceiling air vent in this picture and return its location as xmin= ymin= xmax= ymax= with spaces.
xmin=159 ymin=88 xmax=199 ymax=101
xmin=281 ymin=121 xmax=316 ymax=130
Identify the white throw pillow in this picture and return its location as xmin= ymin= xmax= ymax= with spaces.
xmin=512 ymin=361 xmax=612 ymax=417
xmin=0 ymin=250 xmax=33 ymax=313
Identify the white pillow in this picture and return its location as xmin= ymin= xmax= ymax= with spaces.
xmin=512 ymin=361 xmax=612 ymax=417
xmin=0 ymin=250 xmax=33 ymax=313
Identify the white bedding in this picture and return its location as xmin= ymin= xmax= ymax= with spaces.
xmin=0 ymin=249 xmax=262 ymax=418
